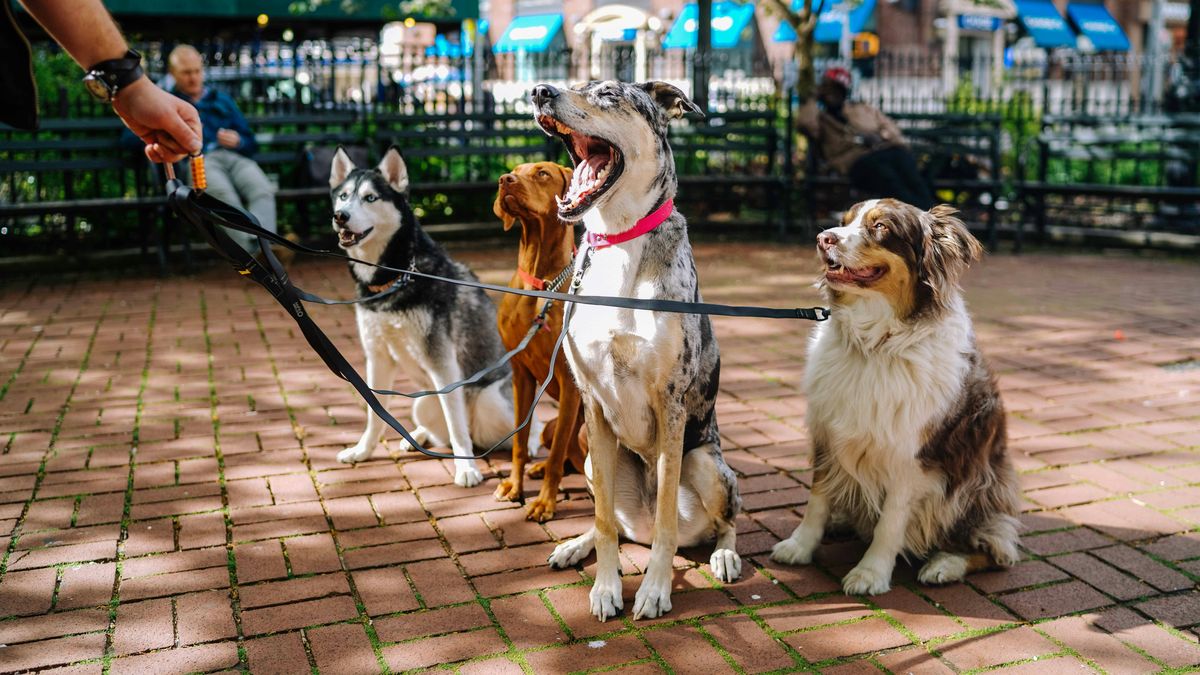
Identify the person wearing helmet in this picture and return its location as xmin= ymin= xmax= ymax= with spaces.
xmin=798 ymin=67 xmax=934 ymax=210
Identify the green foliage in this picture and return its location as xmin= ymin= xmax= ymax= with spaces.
xmin=32 ymin=47 xmax=88 ymax=117
xmin=945 ymin=77 xmax=1040 ymax=181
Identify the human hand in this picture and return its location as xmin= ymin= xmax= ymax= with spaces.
xmin=861 ymin=133 xmax=882 ymax=148
xmin=217 ymin=128 xmax=241 ymax=149
xmin=112 ymin=77 xmax=202 ymax=163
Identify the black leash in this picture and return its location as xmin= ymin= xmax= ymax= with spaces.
xmin=172 ymin=185 xmax=832 ymax=323
xmin=165 ymin=176 xmax=829 ymax=462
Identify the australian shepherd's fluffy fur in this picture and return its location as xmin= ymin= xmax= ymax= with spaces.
xmin=772 ymin=199 xmax=1020 ymax=596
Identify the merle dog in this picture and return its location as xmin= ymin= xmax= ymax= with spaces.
xmin=532 ymin=82 xmax=742 ymax=621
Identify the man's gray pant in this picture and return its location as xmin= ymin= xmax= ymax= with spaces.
xmin=202 ymin=148 xmax=278 ymax=252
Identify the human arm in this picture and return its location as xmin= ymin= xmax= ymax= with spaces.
xmin=874 ymin=107 xmax=905 ymax=145
xmin=17 ymin=0 xmax=201 ymax=162
xmin=796 ymin=99 xmax=821 ymax=140
xmin=217 ymin=94 xmax=259 ymax=157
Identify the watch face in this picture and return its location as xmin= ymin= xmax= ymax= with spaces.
xmin=83 ymin=74 xmax=114 ymax=102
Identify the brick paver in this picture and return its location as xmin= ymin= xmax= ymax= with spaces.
xmin=1 ymin=244 xmax=1198 ymax=673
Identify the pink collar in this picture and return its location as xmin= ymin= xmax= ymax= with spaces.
xmin=584 ymin=199 xmax=674 ymax=250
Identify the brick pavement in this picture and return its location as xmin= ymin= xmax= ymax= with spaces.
xmin=0 ymin=243 xmax=1198 ymax=674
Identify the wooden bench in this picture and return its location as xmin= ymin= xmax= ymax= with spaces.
xmin=1017 ymin=113 xmax=1200 ymax=249
xmin=0 ymin=117 xmax=162 ymax=259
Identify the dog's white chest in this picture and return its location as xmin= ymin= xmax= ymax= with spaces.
xmin=805 ymin=309 xmax=970 ymax=459
xmin=356 ymin=306 xmax=435 ymax=389
xmin=566 ymin=246 xmax=669 ymax=450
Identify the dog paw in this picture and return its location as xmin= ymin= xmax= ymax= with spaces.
xmin=590 ymin=577 xmax=624 ymax=622
xmin=710 ymin=548 xmax=742 ymax=583
xmin=548 ymin=536 xmax=593 ymax=569
xmin=337 ymin=444 xmax=373 ymax=464
xmin=525 ymin=460 xmax=547 ymax=479
xmin=842 ymin=564 xmax=891 ymax=596
xmin=454 ymin=465 xmax=483 ymax=488
xmin=633 ymin=576 xmax=672 ymax=620
xmin=396 ymin=427 xmax=430 ymax=453
xmin=771 ymin=537 xmax=816 ymax=566
xmin=917 ymin=553 xmax=969 ymax=586
xmin=525 ymin=495 xmax=556 ymax=522
xmin=494 ymin=477 xmax=522 ymax=502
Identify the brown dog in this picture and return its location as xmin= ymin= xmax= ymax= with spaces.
xmin=492 ymin=162 xmax=587 ymax=521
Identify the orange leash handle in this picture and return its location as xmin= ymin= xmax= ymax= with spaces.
xmin=190 ymin=154 xmax=207 ymax=189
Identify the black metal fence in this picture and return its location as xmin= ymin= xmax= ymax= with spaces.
xmin=6 ymin=39 xmax=1199 ymax=261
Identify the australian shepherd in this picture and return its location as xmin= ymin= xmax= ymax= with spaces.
xmin=771 ymin=199 xmax=1020 ymax=595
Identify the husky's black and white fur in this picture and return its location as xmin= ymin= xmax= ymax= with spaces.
xmin=329 ymin=147 xmax=522 ymax=487
xmin=532 ymin=81 xmax=742 ymax=621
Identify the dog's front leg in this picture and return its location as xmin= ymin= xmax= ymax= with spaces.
xmin=842 ymin=483 xmax=914 ymax=596
xmin=634 ymin=413 xmax=683 ymax=620
xmin=771 ymin=469 xmax=831 ymax=566
xmin=585 ymin=403 xmax=623 ymax=621
xmin=495 ymin=363 xmax=536 ymax=503
xmin=430 ymin=360 xmax=483 ymax=488
xmin=338 ymin=344 xmax=398 ymax=464
xmin=525 ymin=375 xmax=582 ymax=522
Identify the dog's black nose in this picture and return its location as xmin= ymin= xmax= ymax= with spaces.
xmin=817 ymin=231 xmax=839 ymax=250
xmin=531 ymin=84 xmax=559 ymax=106
xmin=333 ymin=210 xmax=350 ymax=226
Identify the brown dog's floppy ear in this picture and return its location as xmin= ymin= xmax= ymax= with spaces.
xmin=329 ymin=145 xmax=355 ymax=189
xmin=494 ymin=193 xmax=517 ymax=231
xmin=639 ymin=81 xmax=704 ymax=120
xmin=919 ymin=204 xmax=982 ymax=311
xmin=558 ymin=164 xmax=573 ymax=198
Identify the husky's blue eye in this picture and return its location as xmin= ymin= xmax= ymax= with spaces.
xmin=365 ymin=194 xmax=378 ymax=203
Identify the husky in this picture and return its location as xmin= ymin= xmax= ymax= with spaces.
xmin=532 ymin=81 xmax=742 ymax=621
xmin=329 ymin=147 xmax=524 ymax=488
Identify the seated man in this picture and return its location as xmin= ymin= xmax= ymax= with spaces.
xmin=798 ymin=67 xmax=934 ymax=210
xmin=167 ymin=44 xmax=278 ymax=252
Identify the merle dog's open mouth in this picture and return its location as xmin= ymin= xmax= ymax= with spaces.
xmin=536 ymin=114 xmax=624 ymax=218
xmin=337 ymin=226 xmax=373 ymax=248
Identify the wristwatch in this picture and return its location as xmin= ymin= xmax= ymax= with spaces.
xmin=82 ymin=49 xmax=144 ymax=102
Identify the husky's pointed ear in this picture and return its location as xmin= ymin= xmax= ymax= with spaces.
xmin=377 ymin=146 xmax=410 ymax=193
xmin=329 ymin=145 xmax=356 ymax=189
xmin=639 ymin=81 xmax=704 ymax=120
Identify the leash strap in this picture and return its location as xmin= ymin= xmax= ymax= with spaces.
xmin=169 ymin=180 xmax=579 ymax=462
xmin=169 ymin=189 xmax=831 ymax=322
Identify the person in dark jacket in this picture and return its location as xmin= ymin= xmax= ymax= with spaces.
xmin=168 ymin=44 xmax=277 ymax=251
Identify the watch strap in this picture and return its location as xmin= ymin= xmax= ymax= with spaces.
xmin=87 ymin=49 xmax=144 ymax=91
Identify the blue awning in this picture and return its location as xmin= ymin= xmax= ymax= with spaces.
xmin=1014 ymin=0 xmax=1077 ymax=49
xmin=662 ymin=2 xmax=756 ymax=50
xmin=773 ymin=0 xmax=877 ymax=44
xmin=493 ymin=14 xmax=563 ymax=53
xmin=1067 ymin=3 xmax=1130 ymax=52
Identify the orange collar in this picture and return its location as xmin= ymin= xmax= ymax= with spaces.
xmin=517 ymin=266 xmax=547 ymax=291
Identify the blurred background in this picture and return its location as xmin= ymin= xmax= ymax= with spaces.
xmin=3 ymin=0 xmax=1199 ymax=267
